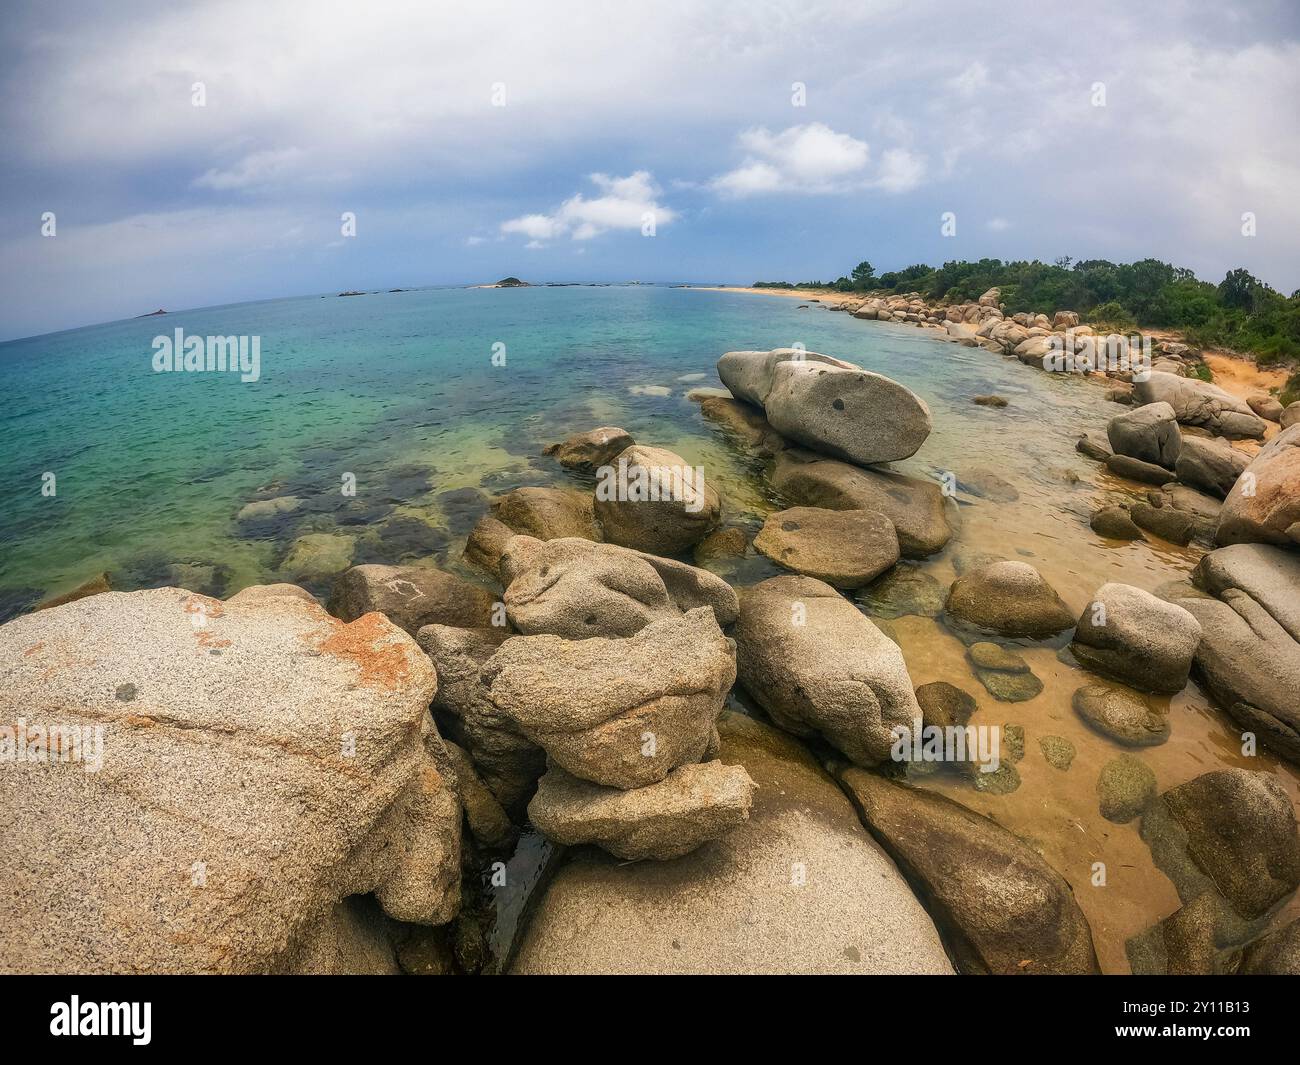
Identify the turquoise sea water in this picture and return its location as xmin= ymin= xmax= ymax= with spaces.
xmin=2 ymin=284 xmax=1112 ymax=615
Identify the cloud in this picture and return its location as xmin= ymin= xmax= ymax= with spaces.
xmin=873 ymin=147 xmax=926 ymax=192
xmin=500 ymin=171 xmax=675 ymax=241
xmin=712 ymin=123 xmax=870 ymax=196
xmin=193 ymin=147 xmax=305 ymax=191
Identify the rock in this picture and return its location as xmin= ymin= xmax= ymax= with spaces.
xmin=972 ymin=394 xmax=1008 ymax=407
xmin=484 ymin=608 xmax=734 ymax=789
xmin=443 ymin=740 xmax=514 ymax=850
xmin=499 ymin=535 xmax=738 ymax=639
xmin=593 ymin=444 xmax=720 ymax=554
xmin=771 ymin=449 xmax=954 ymax=558
xmin=236 ymin=495 xmax=301 ymax=523
xmin=967 ymin=644 xmax=1041 ymax=702
xmin=1127 ymin=892 xmax=1221 ymax=975
xmin=491 ymin=486 xmax=603 ymax=543
xmin=226 ymin=582 xmax=316 ymax=606
xmin=753 ymin=507 xmax=900 ymax=589
xmin=1194 ymin=543 xmax=1300 ymax=643
xmin=857 ymin=564 xmax=946 ymax=619
xmin=1151 ymin=769 xmax=1300 ymax=919
xmin=543 ymin=426 xmax=635 ymax=471
xmin=1013 ymin=335 xmax=1056 ymax=366
xmin=1106 ymin=453 xmax=1176 ymax=486
xmin=1156 ymin=483 xmax=1223 ymax=526
xmin=717 ymin=349 xmax=932 ymax=465
xmin=1129 ymin=501 xmax=1196 ymax=545
xmin=1281 ymin=402 xmax=1300 ymax=429
xmin=915 ymin=681 xmax=976 ymax=730
xmin=416 ymin=624 xmax=544 ymax=813
xmin=957 ymin=468 xmax=1020 ymax=503
xmin=462 ymin=515 xmax=516 ymax=575
xmin=528 ymin=761 xmax=756 ymax=861
xmin=511 ymin=713 xmax=953 ymax=974
xmin=1090 ymin=505 xmax=1144 ymax=540
xmin=36 ymin=572 xmax=113 ymax=611
xmin=1039 ymin=735 xmax=1075 ymax=770
xmin=733 ymin=575 xmax=921 ymax=766
xmin=1072 ymin=684 xmax=1170 ymax=746
xmin=968 ymin=641 xmax=1030 ymax=672
xmin=978 ymin=287 xmax=1001 ymax=308
xmin=328 ymin=564 xmax=497 ymax=636
xmin=1175 ymin=435 xmax=1250 ymax=499
xmin=945 ymin=321 xmax=978 ymax=343
xmin=1230 ymin=916 xmax=1300 ymax=974
xmin=1097 ymin=754 xmax=1157 ymax=823
xmin=692 ymin=526 xmax=748 ymax=563
xmin=1053 ymin=310 xmax=1079 ymax=328
xmin=839 ymin=771 xmax=1100 ymax=974
xmin=1216 ymin=424 xmax=1300 ymax=548
xmin=0 ymin=588 xmax=460 ymax=973
xmin=1133 ymin=371 xmax=1268 ymax=439
xmin=1069 ymin=583 xmax=1201 ymax=693
xmin=281 ymin=532 xmax=356 ymax=581
xmin=1246 ymin=394 xmax=1284 ymax=423
xmin=1076 ymin=433 xmax=1113 ymax=461
xmin=695 ymin=395 xmax=787 ymax=456
xmin=944 ymin=561 xmax=1075 ymax=639
xmin=1107 ymin=402 xmax=1180 ymax=468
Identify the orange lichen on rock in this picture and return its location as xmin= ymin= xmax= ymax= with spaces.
xmin=309 ymin=611 xmax=415 ymax=691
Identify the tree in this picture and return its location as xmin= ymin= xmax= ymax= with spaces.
xmin=1218 ymin=268 xmax=1260 ymax=311
xmin=850 ymin=261 xmax=876 ymax=288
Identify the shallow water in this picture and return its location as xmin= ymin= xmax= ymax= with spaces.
xmin=3 ymin=285 xmax=1296 ymax=971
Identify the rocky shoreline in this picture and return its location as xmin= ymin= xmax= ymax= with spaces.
xmin=2 ymin=313 xmax=1299 ymax=975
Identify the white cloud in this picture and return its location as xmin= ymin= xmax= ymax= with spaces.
xmin=949 ymin=61 xmax=989 ymax=98
xmin=986 ymin=217 xmax=1011 ymax=231
xmin=193 ymin=148 xmax=304 ymax=191
xmin=874 ymin=147 xmax=926 ymax=193
xmin=712 ymin=122 xmax=870 ymax=196
xmin=500 ymin=171 xmax=675 ymax=241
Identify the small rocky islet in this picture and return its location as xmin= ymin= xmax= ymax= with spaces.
xmin=3 ymin=288 xmax=1299 ymax=976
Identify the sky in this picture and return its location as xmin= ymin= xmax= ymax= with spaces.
xmin=1 ymin=0 xmax=1298 ymax=341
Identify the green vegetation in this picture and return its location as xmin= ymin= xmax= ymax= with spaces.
xmin=758 ymin=257 xmax=1300 ymax=365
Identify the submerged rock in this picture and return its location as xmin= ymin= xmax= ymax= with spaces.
xmin=1072 ymin=684 xmax=1170 ymax=747
xmin=528 ymin=761 xmax=755 ymax=861
xmin=328 ymin=563 xmax=497 ymax=636
xmin=1039 ymin=735 xmax=1076 ymax=771
xmin=1090 ymin=505 xmax=1144 ymax=540
xmin=511 ymin=713 xmax=953 ymax=974
xmin=1097 ymin=754 xmax=1157 ymax=823
xmin=772 ymin=449 xmax=953 ymax=558
xmin=733 ymin=575 xmax=921 ymax=766
xmin=1229 ymin=916 xmax=1300 ymax=974
xmin=498 ymin=535 xmax=738 ymax=639
xmin=484 ymin=608 xmax=734 ymax=789
xmin=281 ymin=531 xmax=356 ymax=581
xmin=0 ymin=588 xmax=461 ymax=973
xmin=944 ymin=560 xmax=1075 ymax=639
xmin=856 ymin=563 xmax=947 ymax=618
xmin=753 ymin=506 xmax=899 ymax=589
xmin=542 ymin=426 xmax=635 ymax=471
xmin=915 ymin=681 xmax=977 ymax=729
xmin=1069 ymin=582 xmax=1200 ymax=693
xmin=839 ymin=770 xmax=1100 ymax=974
xmin=692 ymin=525 xmax=749 ymax=563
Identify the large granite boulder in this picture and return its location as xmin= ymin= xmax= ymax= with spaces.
xmin=463 ymin=486 xmax=604 ymax=574
xmin=483 ymin=608 xmax=735 ymax=789
xmin=1215 ymin=424 xmax=1300 ymax=547
xmin=542 ymin=426 xmax=635 ymax=471
xmin=771 ymin=449 xmax=954 ymax=558
xmin=717 ymin=347 xmax=856 ymax=406
xmin=753 ymin=506 xmax=900 ymax=589
xmin=1069 ymin=582 xmax=1201 ymax=693
xmin=0 ymin=587 xmax=461 ymax=974
xmin=593 ymin=444 xmax=721 ymax=554
xmin=839 ymin=770 xmax=1101 ymax=974
xmin=511 ymin=712 xmax=953 ymax=974
xmin=498 ymin=535 xmax=738 ymax=639
xmin=1107 ymin=402 xmax=1180 ymax=468
xmin=733 ymin=575 xmax=920 ymax=766
xmin=415 ymin=624 xmax=545 ymax=813
xmin=327 ymin=563 xmax=497 ymax=636
xmin=1133 ymin=372 xmax=1268 ymax=439
xmin=1175 ymin=436 xmax=1250 ymax=499
xmin=944 ymin=561 xmax=1075 ymax=639
xmin=527 ymin=761 xmax=755 ymax=861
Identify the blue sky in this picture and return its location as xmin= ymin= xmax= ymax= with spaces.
xmin=1 ymin=0 xmax=1298 ymax=340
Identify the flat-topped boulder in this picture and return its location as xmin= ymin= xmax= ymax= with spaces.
xmin=528 ymin=761 xmax=755 ymax=861
xmin=0 ymin=587 xmax=461 ymax=974
xmin=839 ymin=770 xmax=1100 ymax=974
xmin=733 ymin=575 xmax=920 ymax=766
xmin=753 ymin=506 xmax=900 ymax=588
xmin=327 ymin=563 xmax=497 ymax=636
xmin=1133 ymin=372 xmax=1268 ymax=439
xmin=483 ymin=608 xmax=735 ymax=789
xmin=498 ymin=535 xmax=738 ymax=639
xmin=1215 ymin=424 xmax=1300 ymax=547
xmin=1194 ymin=543 xmax=1300 ymax=643
xmin=718 ymin=349 xmax=932 ymax=465
xmin=771 ymin=449 xmax=953 ymax=558
xmin=1107 ymin=401 xmax=1180 ymax=468
xmin=511 ymin=712 xmax=953 ymax=974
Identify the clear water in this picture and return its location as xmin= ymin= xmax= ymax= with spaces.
xmin=2 ymin=284 xmax=1297 ymax=971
